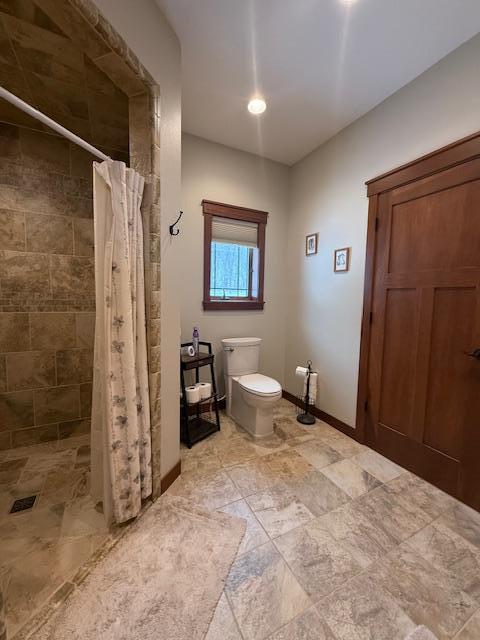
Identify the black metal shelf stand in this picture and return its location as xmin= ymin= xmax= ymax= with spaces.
xmin=180 ymin=340 xmax=221 ymax=448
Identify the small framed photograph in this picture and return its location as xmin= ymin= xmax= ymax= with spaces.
xmin=334 ymin=247 xmax=350 ymax=272
xmin=305 ymin=233 xmax=318 ymax=256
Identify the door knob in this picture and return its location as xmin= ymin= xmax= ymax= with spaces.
xmin=465 ymin=348 xmax=480 ymax=360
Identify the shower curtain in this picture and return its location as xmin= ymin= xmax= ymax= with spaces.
xmin=90 ymin=160 xmax=152 ymax=525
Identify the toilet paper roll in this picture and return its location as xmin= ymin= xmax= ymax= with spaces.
xmin=303 ymin=372 xmax=318 ymax=404
xmin=295 ymin=366 xmax=309 ymax=378
xmin=185 ymin=385 xmax=200 ymax=404
xmin=196 ymin=382 xmax=212 ymax=400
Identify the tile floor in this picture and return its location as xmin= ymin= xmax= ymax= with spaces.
xmin=169 ymin=399 xmax=480 ymax=640
xmin=2 ymin=399 xmax=480 ymax=640
xmin=0 ymin=435 xmax=112 ymax=638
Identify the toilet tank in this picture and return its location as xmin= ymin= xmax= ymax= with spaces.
xmin=222 ymin=337 xmax=261 ymax=376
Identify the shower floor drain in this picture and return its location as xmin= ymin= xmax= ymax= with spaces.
xmin=10 ymin=495 xmax=37 ymax=514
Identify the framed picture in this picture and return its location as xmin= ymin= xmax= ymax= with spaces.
xmin=334 ymin=247 xmax=350 ymax=272
xmin=305 ymin=233 xmax=318 ymax=256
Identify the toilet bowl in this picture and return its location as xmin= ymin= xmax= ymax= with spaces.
xmin=222 ymin=338 xmax=282 ymax=438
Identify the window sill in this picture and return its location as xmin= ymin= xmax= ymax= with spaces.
xmin=203 ymin=300 xmax=264 ymax=311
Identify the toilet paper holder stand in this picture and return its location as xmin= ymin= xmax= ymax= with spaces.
xmin=297 ymin=360 xmax=316 ymax=426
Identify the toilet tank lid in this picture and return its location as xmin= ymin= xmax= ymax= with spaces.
xmin=222 ymin=337 xmax=261 ymax=347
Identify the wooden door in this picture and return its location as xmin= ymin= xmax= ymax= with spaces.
xmin=360 ymin=137 xmax=480 ymax=511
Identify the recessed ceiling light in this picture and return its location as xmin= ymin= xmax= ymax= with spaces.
xmin=340 ymin=0 xmax=358 ymax=4
xmin=247 ymin=98 xmax=267 ymax=115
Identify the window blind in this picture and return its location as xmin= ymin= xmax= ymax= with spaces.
xmin=211 ymin=216 xmax=258 ymax=247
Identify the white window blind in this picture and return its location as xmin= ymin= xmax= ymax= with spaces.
xmin=212 ymin=216 xmax=258 ymax=247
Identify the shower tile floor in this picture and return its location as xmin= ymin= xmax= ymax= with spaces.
xmin=0 ymin=435 xmax=112 ymax=638
xmin=170 ymin=399 xmax=480 ymax=640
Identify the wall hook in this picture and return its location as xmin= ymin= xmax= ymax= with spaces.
xmin=169 ymin=210 xmax=183 ymax=236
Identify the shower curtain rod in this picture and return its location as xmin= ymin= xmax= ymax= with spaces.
xmin=0 ymin=86 xmax=110 ymax=162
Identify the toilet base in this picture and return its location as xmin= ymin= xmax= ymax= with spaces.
xmin=229 ymin=379 xmax=278 ymax=438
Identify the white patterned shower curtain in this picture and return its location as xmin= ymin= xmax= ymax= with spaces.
xmin=90 ymin=160 xmax=152 ymax=525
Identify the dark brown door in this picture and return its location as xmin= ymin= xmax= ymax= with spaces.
xmin=365 ymin=156 xmax=480 ymax=510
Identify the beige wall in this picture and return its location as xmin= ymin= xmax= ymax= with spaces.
xmin=181 ymin=133 xmax=290 ymax=392
xmin=93 ymin=0 xmax=182 ymax=477
xmin=284 ymin=33 xmax=480 ymax=427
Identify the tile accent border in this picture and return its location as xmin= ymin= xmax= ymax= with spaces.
xmin=67 ymin=1 xmax=164 ymax=497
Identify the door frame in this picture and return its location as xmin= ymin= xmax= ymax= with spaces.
xmin=356 ymin=130 xmax=480 ymax=443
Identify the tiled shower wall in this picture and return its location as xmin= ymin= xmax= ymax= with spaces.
xmin=0 ymin=123 xmax=97 ymax=450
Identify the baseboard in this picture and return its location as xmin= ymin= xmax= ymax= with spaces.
xmin=160 ymin=459 xmax=181 ymax=494
xmin=282 ymin=389 xmax=361 ymax=442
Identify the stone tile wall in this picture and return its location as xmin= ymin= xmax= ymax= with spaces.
xmin=0 ymin=123 xmax=100 ymax=450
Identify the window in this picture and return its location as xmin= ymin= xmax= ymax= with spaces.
xmin=202 ymin=200 xmax=267 ymax=310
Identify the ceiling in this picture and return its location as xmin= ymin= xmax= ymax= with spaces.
xmin=157 ymin=0 xmax=480 ymax=165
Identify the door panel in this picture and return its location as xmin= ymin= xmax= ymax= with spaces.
xmin=366 ymin=158 xmax=480 ymax=510
xmin=389 ymin=180 xmax=480 ymax=274
xmin=423 ymin=287 xmax=476 ymax=460
xmin=378 ymin=288 xmax=417 ymax=437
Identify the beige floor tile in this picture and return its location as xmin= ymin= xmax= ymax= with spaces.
xmin=167 ymin=469 xmax=242 ymax=510
xmin=263 ymin=449 xmax=315 ymax=480
xmin=384 ymin=472 xmax=456 ymax=520
xmin=216 ymin=439 xmax=259 ymax=467
xmin=437 ymin=502 xmax=480 ymax=549
xmin=0 ymin=519 xmax=42 ymax=568
xmin=55 ymin=434 xmax=90 ymax=451
xmin=351 ymin=449 xmax=405 ymax=482
xmin=225 ymin=541 xmax=311 ymax=640
xmin=268 ymin=607 xmax=336 ymax=640
xmin=454 ymin=610 xmax=480 ymax=640
xmin=246 ymin=483 xmax=315 ymax=538
xmin=370 ymin=545 xmax=477 ymax=639
xmin=285 ymin=469 xmax=350 ymax=517
xmin=206 ymin=592 xmax=242 ymax=640
xmin=13 ymin=502 xmax=66 ymax=540
xmin=5 ymin=441 xmax=57 ymax=460
xmin=241 ymin=432 xmax=289 ymax=457
xmin=354 ymin=485 xmax=431 ymax=544
xmin=60 ymin=495 xmax=108 ymax=538
xmin=319 ymin=570 xmax=416 ymax=640
xmin=274 ymin=417 xmax=316 ymax=443
xmin=294 ymin=440 xmax=343 ymax=470
xmin=180 ymin=451 xmax=223 ymax=477
xmin=407 ymin=521 xmax=480 ymax=603
xmin=227 ymin=458 xmax=279 ymax=497
xmin=0 ymin=458 xmax=28 ymax=485
xmin=5 ymin=542 xmax=65 ymax=635
xmin=315 ymin=501 xmax=394 ymax=568
xmin=181 ymin=437 xmax=217 ymax=457
xmin=317 ymin=431 xmax=365 ymax=458
xmin=0 ymin=436 xmax=112 ymax=638
xmin=20 ymin=449 xmax=76 ymax=480
xmin=218 ymin=499 xmax=269 ymax=556
xmin=274 ymin=519 xmax=362 ymax=601
xmin=320 ymin=458 xmax=382 ymax=499
xmin=285 ymin=433 xmax=318 ymax=448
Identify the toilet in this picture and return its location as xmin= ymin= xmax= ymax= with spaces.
xmin=222 ymin=337 xmax=282 ymax=438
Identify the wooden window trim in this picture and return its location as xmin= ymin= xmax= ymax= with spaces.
xmin=202 ymin=199 xmax=267 ymax=311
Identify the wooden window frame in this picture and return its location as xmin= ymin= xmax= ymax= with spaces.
xmin=202 ymin=199 xmax=268 ymax=311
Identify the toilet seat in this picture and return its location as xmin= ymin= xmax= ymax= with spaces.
xmin=239 ymin=373 xmax=281 ymax=397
